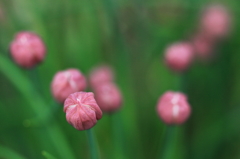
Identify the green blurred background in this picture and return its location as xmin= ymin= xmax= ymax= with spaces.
xmin=0 ymin=0 xmax=240 ymax=159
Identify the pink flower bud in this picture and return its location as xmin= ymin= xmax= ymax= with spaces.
xmin=200 ymin=5 xmax=231 ymax=38
xmin=10 ymin=31 xmax=46 ymax=68
xmin=94 ymin=83 xmax=122 ymax=112
xmin=89 ymin=65 xmax=114 ymax=88
xmin=51 ymin=69 xmax=87 ymax=103
xmin=157 ymin=91 xmax=191 ymax=125
xmin=64 ymin=92 xmax=102 ymax=130
xmin=164 ymin=42 xmax=194 ymax=72
xmin=192 ymin=33 xmax=215 ymax=60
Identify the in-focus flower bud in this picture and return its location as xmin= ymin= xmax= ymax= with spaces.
xmin=64 ymin=92 xmax=102 ymax=131
xmin=10 ymin=31 xmax=46 ymax=68
xmin=51 ymin=69 xmax=87 ymax=103
xmin=200 ymin=5 xmax=231 ymax=38
xmin=94 ymin=82 xmax=122 ymax=112
xmin=89 ymin=65 xmax=114 ymax=88
xmin=157 ymin=91 xmax=191 ymax=125
xmin=164 ymin=42 xmax=194 ymax=72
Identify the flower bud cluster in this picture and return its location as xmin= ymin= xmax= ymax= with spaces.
xmin=164 ymin=4 xmax=231 ymax=72
xmin=89 ymin=65 xmax=122 ymax=113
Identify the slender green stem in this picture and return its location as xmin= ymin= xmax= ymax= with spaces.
xmin=0 ymin=54 xmax=75 ymax=159
xmin=27 ymin=68 xmax=43 ymax=95
xmin=110 ymin=113 xmax=125 ymax=159
xmin=86 ymin=129 xmax=99 ymax=159
xmin=158 ymin=126 xmax=178 ymax=159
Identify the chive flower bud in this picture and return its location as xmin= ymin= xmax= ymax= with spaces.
xmin=10 ymin=31 xmax=46 ymax=68
xmin=164 ymin=42 xmax=194 ymax=72
xmin=89 ymin=65 xmax=114 ymax=88
xmin=200 ymin=5 xmax=231 ymax=38
xmin=94 ymin=82 xmax=122 ymax=112
xmin=64 ymin=92 xmax=102 ymax=130
xmin=51 ymin=69 xmax=87 ymax=103
xmin=157 ymin=91 xmax=191 ymax=125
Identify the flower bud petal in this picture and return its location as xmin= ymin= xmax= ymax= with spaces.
xmin=164 ymin=42 xmax=194 ymax=72
xmin=157 ymin=91 xmax=191 ymax=125
xmin=10 ymin=31 xmax=46 ymax=68
xmin=94 ymin=83 xmax=122 ymax=112
xmin=51 ymin=69 xmax=87 ymax=103
xmin=64 ymin=92 xmax=102 ymax=130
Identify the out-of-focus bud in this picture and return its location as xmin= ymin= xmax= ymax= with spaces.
xmin=157 ymin=91 xmax=191 ymax=125
xmin=10 ymin=31 xmax=46 ymax=68
xmin=192 ymin=33 xmax=215 ymax=60
xmin=51 ymin=69 xmax=87 ymax=103
xmin=64 ymin=92 xmax=102 ymax=131
xmin=89 ymin=65 xmax=114 ymax=88
xmin=94 ymin=82 xmax=122 ymax=112
xmin=164 ymin=42 xmax=194 ymax=72
xmin=200 ymin=5 xmax=231 ymax=38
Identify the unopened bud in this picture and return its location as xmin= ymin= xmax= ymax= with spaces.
xmin=157 ymin=91 xmax=191 ymax=125
xmin=51 ymin=69 xmax=87 ymax=103
xmin=164 ymin=42 xmax=194 ymax=72
xmin=64 ymin=92 xmax=102 ymax=130
xmin=192 ymin=34 xmax=215 ymax=60
xmin=89 ymin=65 xmax=114 ymax=88
xmin=10 ymin=31 xmax=46 ymax=68
xmin=200 ymin=5 xmax=231 ymax=38
xmin=94 ymin=83 xmax=122 ymax=112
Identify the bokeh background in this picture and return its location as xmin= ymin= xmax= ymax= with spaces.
xmin=0 ymin=0 xmax=240 ymax=159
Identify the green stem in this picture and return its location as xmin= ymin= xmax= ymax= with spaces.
xmin=0 ymin=54 xmax=75 ymax=159
xmin=86 ymin=129 xmax=99 ymax=159
xmin=159 ymin=126 xmax=178 ymax=159
xmin=27 ymin=67 xmax=43 ymax=95
xmin=110 ymin=113 xmax=125 ymax=159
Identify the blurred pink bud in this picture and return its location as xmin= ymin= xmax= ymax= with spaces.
xmin=192 ymin=34 xmax=215 ymax=60
xmin=157 ymin=91 xmax=191 ymax=125
xmin=200 ymin=5 xmax=231 ymax=38
xmin=10 ymin=31 xmax=46 ymax=68
xmin=89 ymin=65 xmax=114 ymax=88
xmin=51 ymin=69 xmax=87 ymax=103
xmin=94 ymin=83 xmax=122 ymax=112
xmin=64 ymin=92 xmax=102 ymax=131
xmin=164 ymin=42 xmax=194 ymax=72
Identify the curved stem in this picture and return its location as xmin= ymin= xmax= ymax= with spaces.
xmin=86 ymin=129 xmax=99 ymax=159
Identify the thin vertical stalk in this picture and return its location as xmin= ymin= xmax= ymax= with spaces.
xmin=110 ymin=113 xmax=125 ymax=159
xmin=27 ymin=68 xmax=43 ymax=95
xmin=158 ymin=126 xmax=178 ymax=159
xmin=86 ymin=129 xmax=99 ymax=159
